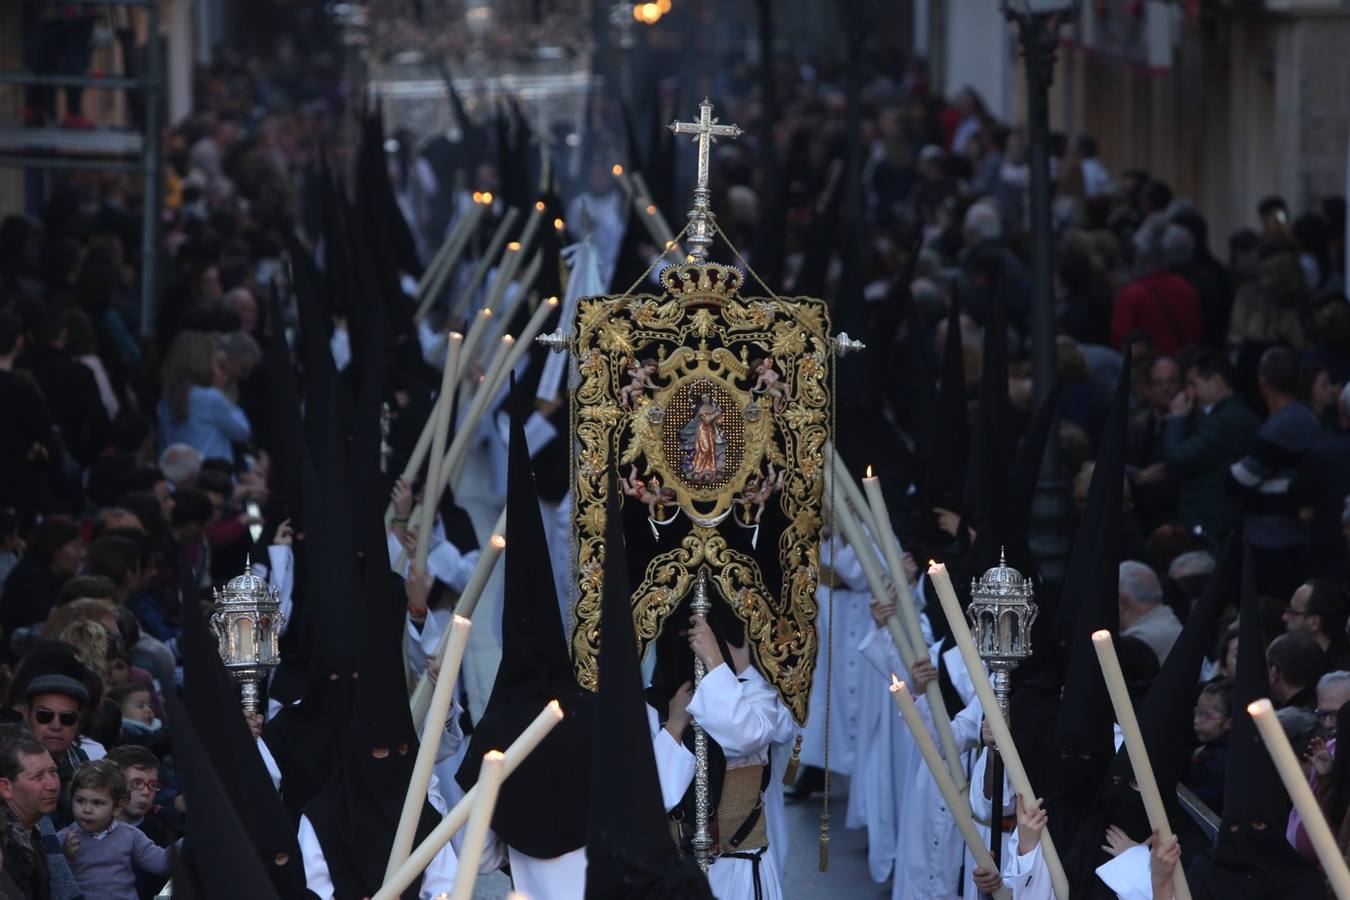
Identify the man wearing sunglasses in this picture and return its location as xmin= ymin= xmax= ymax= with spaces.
xmin=23 ymin=675 xmax=97 ymax=828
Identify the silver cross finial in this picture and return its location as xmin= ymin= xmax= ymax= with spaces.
xmin=669 ymin=98 xmax=741 ymax=263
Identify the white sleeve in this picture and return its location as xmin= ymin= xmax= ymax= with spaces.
xmin=330 ymin=326 xmax=351 ymax=372
xmin=1095 ymin=844 xmax=1153 ymax=900
xmin=858 ymin=624 xmax=904 ymax=679
xmin=298 ymin=815 xmax=335 ymax=900
xmin=951 ymin=695 xmax=984 ymax=753
xmin=257 ymin=738 xmax=283 ymax=792
xmin=686 ymin=664 xmax=795 ymax=758
xmin=267 ymin=545 xmax=294 ymax=635
xmin=435 ymin=696 xmax=466 ymax=765
xmin=388 ymin=530 xmax=410 ymax=576
xmin=647 ymin=705 xmax=694 ymax=811
xmin=831 ymin=540 xmax=868 ymax=592
xmin=1004 ymin=834 xmax=1054 ymax=900
xmin=427 ymin=544 xmax=481 ymax=594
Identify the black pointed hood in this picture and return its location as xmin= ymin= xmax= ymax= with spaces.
xmin=164 ymin=692 xmax=282 ymax=900
xmin=1049 ymin=345 xmax=1131 ymax=851
xmin=1186 ymin=544 xmax=1322 ymax=896
xmin=456 ymin=377 xmax=594 ymax=858
xmin=356 ymin=105 xmax=423 ymax=281
xmin=302 ymin=288 xmax=439 ymax=897
xmin=1218 ymin=544 xmax=1306 ymax=866
xmin=924 ymin=297 xmax=969 ymax=514
xmin=585 ymin=475 xmax=713 ymax=899
xmin=261 ymin=282 xmax=305 ymax=538
xmin=179 ymin=564 xmax=308 ymax=897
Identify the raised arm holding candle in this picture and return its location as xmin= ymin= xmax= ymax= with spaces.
xmin=928 ymin=559 xmax=1070 ymax=900
xmin=1092 ymin=630 xmax=1191 ymax=900
xmin=1250 ymin=698 xmax=1350 ymax=899
xmin=890 ymin=676 xmax=1010 ymax=900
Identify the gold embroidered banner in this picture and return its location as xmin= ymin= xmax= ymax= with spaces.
xmin=567 ymin=260 xmax=834 ymax=724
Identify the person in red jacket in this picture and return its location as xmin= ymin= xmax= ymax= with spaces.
xmin=1111 ymin=219 xmax=1205 ymax=356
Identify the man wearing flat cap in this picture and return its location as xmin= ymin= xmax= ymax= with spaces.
xmin=24 ymin=675 xmax=95 ymax=828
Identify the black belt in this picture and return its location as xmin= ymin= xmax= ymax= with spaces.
xmin=721 ymin=846 xmax=768 ymax=900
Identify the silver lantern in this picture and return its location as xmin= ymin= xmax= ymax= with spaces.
xmin=967 ymin=549 xmax=1038 ymax=717
xmin=210 ymin=557 xmax=285 ymax=716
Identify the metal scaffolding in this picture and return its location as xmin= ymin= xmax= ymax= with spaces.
xmin=0 ymin=0 xmax=164 ymax=336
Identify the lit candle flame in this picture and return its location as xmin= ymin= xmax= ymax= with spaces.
xmin=546 ymin=296 xmax=559 ymax=305
xmin=507 ymin=241 xmax=521 ymax=251
xmin=489 ymin=534 xmax=506 ymax=549
xmin=553 ymin=218 xmax=564 ymax=230
xmin=646 ymin=205 xmax=657 ymax=215
xmin=481 ymin=192 xmax=493 ymax=204
xmin=1091 ymin=629 xmax=1112 ymax=643
xmin=546 ymin=698 xmax=564 ymax=717
xmin=471 ymin=191 xmax=483 ymax=203
xmin=611 ymin=164 xmax=623 ymax=176
xmin=453 ymin=614 xmax=472 ymax=628
xmin=535 ymin=201 xmax=545 ymax=211
xmin=1248 ymin=699 xmax=1272 ymax=717
xmin=866 ymin=465 xmax=873 ymax=478
xmin=484 ymin=749 xmax=505 ymax=762
xmin=890 ymin=674 xmax=904 ymax=691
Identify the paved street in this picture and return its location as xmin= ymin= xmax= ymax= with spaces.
xmin=473 ymin=777 xmax=886 ymax=898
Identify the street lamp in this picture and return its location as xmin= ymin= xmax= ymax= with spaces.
xmin=1002 ymin=0 xmax=1080 ymax=590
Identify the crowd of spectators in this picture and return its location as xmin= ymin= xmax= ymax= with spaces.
xmin=1 ymin=13 xmax=1350 ymax=893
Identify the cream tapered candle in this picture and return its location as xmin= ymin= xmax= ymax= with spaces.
xmin=410 ymin=520 xmax=506 ymax=723
xmin=825 ymin=443 xmax=887 ymax=539
xmin=480 ymin=250 xmax=544 ymax=350
xmin=1092 ymin=631 xmax=1191 ymax=900
xmin=826 ymin=486 xmax=967 ymax=792
xmin=414 ymin=198 xmax=488 ymax=322
xmin=436 ymin=335 xmax=516 ymax=495
xmin=387 ymin=615 xmax=473 ymax=879
xmin=929 ymin=560 xmax=1069 ymax=900
xmin=448 ymin=751 xmax=505 ymax=900
xmin=453 ymin=207 xmax=519 ymax=320
xmin=890 ymin=677 xmax=1010 ymax=900
xmin=1250 ymin=698 xmax=1350 ymax=899
xmin=860 ymin=467 xmax=930 ymax=662
xmin=475 ymin=201 xmax=544 ymax=334
xmin=445 ymin=296 xmax=560 ymax=488
xmin=373 ymin=700 xmax=565 ymax=900
xmin=415 ymin=333 xmax=463 ymax=571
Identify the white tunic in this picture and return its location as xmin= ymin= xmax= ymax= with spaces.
xmin=891 ymin=644 xmax=981 ymax=900
xmin=962 ymin=745 xmax=1015 ymax=899
xmin=800 ymin=536 xmax=875 ymax=776
xmin=856 ymin=601 xmax=938 ymax=885
xmin=668 ymin=662 xmax=798 ymax=900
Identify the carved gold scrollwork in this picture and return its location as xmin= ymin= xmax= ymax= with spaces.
xmin=568 ymin=267 xmax=832 ymax=724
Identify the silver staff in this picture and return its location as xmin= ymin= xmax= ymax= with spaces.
xmin=690 ymin=566 xmax=713 ymax=872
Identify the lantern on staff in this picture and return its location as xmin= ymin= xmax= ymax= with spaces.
xmin=210 ymin=558 xmax=285 ymax=715
xmin=967 ymin=549 xmax=1037 ymax=716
